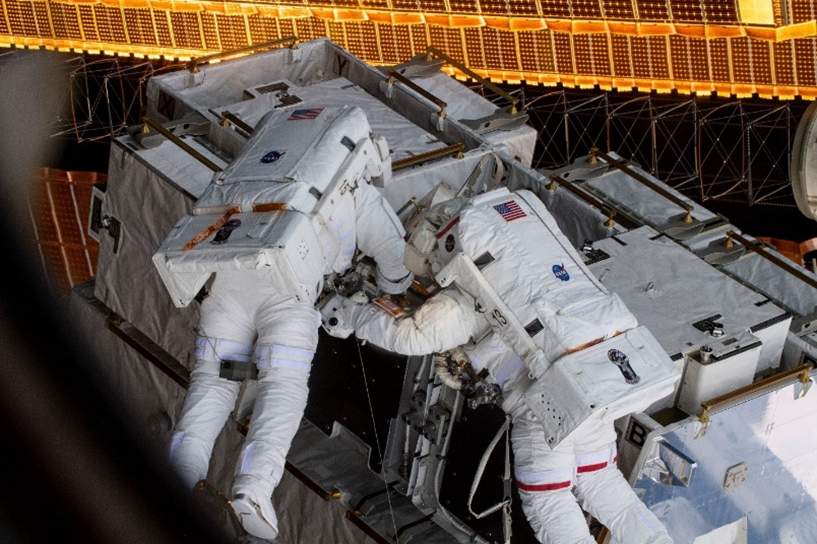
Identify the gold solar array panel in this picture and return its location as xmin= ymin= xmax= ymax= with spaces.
xmin=518 ymin=30 xmax=556 ymax=75
xmin=4 ymin=0 xmax=817 ymax=98
xmin=794 ymin=38 xmax=817 ymax=88
xmin=773 ymin=40 xmax=796 ymax=87
xmin=572 ymin=0 xmax=604 ymax=19
xmin=636 ymin=0 xmax=672 ymax=21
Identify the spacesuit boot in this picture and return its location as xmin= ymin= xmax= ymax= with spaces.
xmin=231 ymin=479 xmax=279 ymax=540
xmin=232 ymin=349 xmax=313 ymax=541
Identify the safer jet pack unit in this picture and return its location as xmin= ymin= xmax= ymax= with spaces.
xmin=74 ymin=37 xmax=817 ymax=544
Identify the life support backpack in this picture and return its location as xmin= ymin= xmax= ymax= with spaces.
xmin=434 ymin=187 xmax=639 ymax=373
xmin=153 ymin=106 xmax=390 ymax=307
xmin=195 ymin=105 xmax=390 ymax=275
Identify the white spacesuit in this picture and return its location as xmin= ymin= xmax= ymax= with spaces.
xmin=323 ymin=187 xmax=677 ymax=544
xmin=155 ymin=106 xmax=412 ymax=540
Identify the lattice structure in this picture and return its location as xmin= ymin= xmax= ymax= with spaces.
xmin=55 ymin=56 xmax=180 ymax=141
xmin=521 ymin=88 xmax=805 ymax=206
xmin=5 ymin=0 xmax=817 ymax=98
xmin=27 ymin=167 xmax=104 ymax=294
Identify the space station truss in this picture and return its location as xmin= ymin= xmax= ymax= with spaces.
xmin=5 ymin=0 xmax=817 ymax=99
xmin=46 ymin=46 xmax=803 ymax=211
xmin=519 ymin=88 xmax=805 ymax=206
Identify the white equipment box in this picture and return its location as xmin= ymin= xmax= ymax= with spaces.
xmin=677 ymin=330 xmax=763 ymax=415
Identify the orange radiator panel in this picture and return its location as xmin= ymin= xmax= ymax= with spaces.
xmin=29 ymin=168 xmax=104 ymax=295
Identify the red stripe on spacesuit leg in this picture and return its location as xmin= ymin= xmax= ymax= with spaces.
xmin=576 ymin=462 xmax=609 ymax=473
xmin=576 ymin=455 xmax=618 ymax=474
xmin=516 ymin=480 xmax=572 ymax=492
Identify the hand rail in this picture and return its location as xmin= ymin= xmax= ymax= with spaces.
xmin=590 ymin=148 xmax=694 ymax=223
xmin=187 ymin=36 xmax=298 ymax=73
xmin=426 ymin=46 xmax=519 ymax=114
xmin=141 ymin=117 xmax=223 ymax=172
xmin=723 ymin=230 xmax=817 ymax=290
xmin=387 ymin=70 xmax=447 ymax=118
xmin=392 ymin=143 xmax=465 ymax=171
xmin=547 ymin=173 xmax=635 ymax=229
xmin=220 ymin=110 xmax=254 ymax=135
xmin=698 ymin=362 xmax=814 ymax=424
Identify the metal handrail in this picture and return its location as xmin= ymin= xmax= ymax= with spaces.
xmin=141 ymin=117 xmax=223 ymax=172
xmin=187 ymin=36 xmax=298 ymax=73
xmin=220 ymin=110 xmax=254 ymax=135
xmin=547 ymin=173 xmax=632 ymax=229
xmin=723 ymin=230 xmax=817 ymax=290
xmin=426 ymin=46 xmax=519 ymax=114
xmin=387 ymin=70 xmax=447 ymax=118
xmin=591 ymin=148 xmax=694 ymax=223
xmin=393 ymin=143 xmax=465 ymax=171
xmin=698 ymin=362 xmax=814 ymax=424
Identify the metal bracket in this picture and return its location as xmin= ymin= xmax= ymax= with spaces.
xmin=87 ymin=182 xmax=107 ymax=242
xmin=460 ymin=110 xmax=530 ymax=134
xmin=642 ymin=439 xmax=697 ymax=487
xmin=100 ymin=215 xmax=121 ymax=254
xmin=380 ymin=53 xmax=444 ymax=79
xmin=795 ymin=371 xmax=813 ymax=399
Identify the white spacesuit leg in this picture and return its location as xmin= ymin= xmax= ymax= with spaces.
xmin=169 ymin=286 xmax=254 ymax=488
xmin=231 ymin=295 xmax=320 ymax=540
xmin=573 ymin=429 xmax=673 ymax=544
xmin=511 ymin=409 xmax=596 ymax=544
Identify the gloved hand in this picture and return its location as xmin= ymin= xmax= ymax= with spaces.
xmin=376 ymin=268 xmax=414 ymax=296
xmin=318 ymin=292 xmax=367 ymax=339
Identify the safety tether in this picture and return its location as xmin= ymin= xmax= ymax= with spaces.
xmin=467 ymin=413 xmax=512 ymax=534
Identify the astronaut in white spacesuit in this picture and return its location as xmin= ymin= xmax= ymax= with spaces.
xmin=160 ymin=106 xmax=412 ymax=541
xmin=322 ymin=187 xmax=676 ymax=544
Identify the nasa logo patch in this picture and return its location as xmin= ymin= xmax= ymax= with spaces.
xmin=260 ymin=150 xmax=285 ymax=164
xmin=552 ymin=263 xmax=570 ymax=281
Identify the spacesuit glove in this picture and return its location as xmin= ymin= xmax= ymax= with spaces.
xmin=376 ymin=268 xmax=414 ymax=296
xmin=318 ymin=292 xmax=367 ymax=339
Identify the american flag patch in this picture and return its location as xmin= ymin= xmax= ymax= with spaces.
xmin=493 ymin=201 xmax=526 ymax=221
xmin=288 ymin=108 xmax=324 ymax=121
